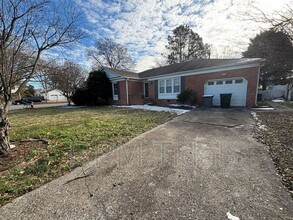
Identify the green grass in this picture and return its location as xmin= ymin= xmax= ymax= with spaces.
xmin=281 ymin=101 xmax=293 ymax=109
xmin=0 ymin=106 xmax=175 ymax=206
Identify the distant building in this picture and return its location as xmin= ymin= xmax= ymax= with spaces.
xmin=38 ymin=89 xmax=67 ymax=102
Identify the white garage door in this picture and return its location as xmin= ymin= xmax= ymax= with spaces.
xmin=204 ymin=78 xmax=247 ymax=107
xmin=49 ymin=95 xmax=58 ymax=101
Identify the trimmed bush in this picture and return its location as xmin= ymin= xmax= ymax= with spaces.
xmin=71 ymin=88 xmax=88 ymax=106
xmin=71 ymin=70 xmax=112 ymax=106
xmin=177 ymin=89 xmax=197 ymax=105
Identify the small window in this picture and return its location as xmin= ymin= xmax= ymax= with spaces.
xmin=174 ymin=78 xmax=180 ymax=93
xmin=159 ymin=80 xmax=165 ymax=93
xmin=166 ymin=79 xmax=172 ymax=93
xmin=113 ymin=83 xmax=118 ymax=95
xmin=225 ymin=80 xmax=232 ymax=84
xmin=208 ymin=81 xmax=214 ymax=85
xmin=216 ymin=81 xmax=223 ymax=85
xmin=235 ymin=79 xmax=243 ymax=84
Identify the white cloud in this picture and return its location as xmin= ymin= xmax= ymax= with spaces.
xmin=73 ymin=0 xmax=291 ymax=72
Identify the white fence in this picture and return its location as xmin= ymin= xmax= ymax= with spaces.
xmin=259 ymin=84 xmax=293 ymax=101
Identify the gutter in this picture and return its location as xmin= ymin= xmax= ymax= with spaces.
xmin=140 ymin=59 xmax=266 ymax=80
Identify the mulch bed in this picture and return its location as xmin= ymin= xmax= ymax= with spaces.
xmin=254 ymin=112 xmax=293 ymax=198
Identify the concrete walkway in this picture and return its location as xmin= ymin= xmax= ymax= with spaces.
xmin=266 ymin=101 xmax=293 ymax=112
xmin=1 ymin=109 xmax=292 ymax=219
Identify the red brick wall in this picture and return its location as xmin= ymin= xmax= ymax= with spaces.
xmin=111 ymin=80 xmax=144 ymax=105
xmin=148 ymin=81 xmax=156 ymax=103
xmin=111 ymin=81 xmax=127 ymax=105
xmin=147 ymin=67 xmax=259 ymax=107
xmin=128 ymin=81 xmax=144 ymax=105
xmin=184 ymin=67 xmax=259 ymax=107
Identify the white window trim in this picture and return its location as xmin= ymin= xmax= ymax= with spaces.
xmin=112 ymin=82 xmax=118 ymax=100
xmin=158 ymin=77 xmax=181 ymax=99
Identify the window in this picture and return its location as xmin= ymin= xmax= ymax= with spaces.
xmin=235 ymin=79 xmax=243 ymax=84
xmin=166 ymin=79 xmax=172 ymax=93
xmin=113 ymin=83 xmax=118 ymax=95
xmin=174 ymin=78 xmax=180 ymax=93
xmin=112 ymin=82 xmax=119 ymax=100
xmin=225 ymin=80 xmax=232 ymax=84
xmin=159 ymin=80 xmax=165 ymax=93
xmin=216 ymin=81 xmax=223 ymax=85
xmin=208 ymin=81 xmax=214 ymax=85
xmin=158 ymin=78 xmax=181 ymax=99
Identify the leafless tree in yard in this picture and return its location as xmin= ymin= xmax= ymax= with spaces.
xmin=87 ymin=38 xmax=134 ymax=70
xmin=244 ymin=2 xmax=293 ymax=40
xmin=34 ymin=60 xmax=55 ymax=102
xmin=243 ymin=1 xmax=293 ymax=96
xmin=0 ymin=0 xmax=84 ymax=155
xmin=49 ymin=61 xmax=85 ymax=106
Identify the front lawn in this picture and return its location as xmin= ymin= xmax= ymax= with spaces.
xmin=0 ymin=106 xmax=175 ymax=206
xmin=254 ymin=112 xmax=293 ymax=198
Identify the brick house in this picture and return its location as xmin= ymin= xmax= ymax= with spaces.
xmin=103 ymin=58 xmax=265 ymax=107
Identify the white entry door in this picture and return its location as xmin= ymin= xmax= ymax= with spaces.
xmin=204 ymin=78 xmax=247 ymax=107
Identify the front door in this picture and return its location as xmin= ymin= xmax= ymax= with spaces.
xmin=144 ymin=83 xmax=149 ymax=98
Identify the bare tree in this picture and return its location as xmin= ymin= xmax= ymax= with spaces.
xmin=34 ymin=60 xmax=54 ymax=102
xmin=242 ymin=2 xmax=293 ymax=97
xmin=0 ymin=0 xmax=83 ymax=155
xmin=87 ymin=38 xmax=134 ymax=70
xmin=244 ymin=2 xmax=293 ymax=40
xmin=49 ymin=61 xmax=84 ymax=105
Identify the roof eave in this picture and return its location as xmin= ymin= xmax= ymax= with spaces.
xmin=141 ymin=59 xmax=265 ymax=80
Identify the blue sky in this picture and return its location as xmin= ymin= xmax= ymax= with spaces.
xmin=44 ymin=0 xmax=291 ymax=73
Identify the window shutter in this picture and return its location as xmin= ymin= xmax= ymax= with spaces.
xmin=155 ymin=80 xmax=158 ymax=99
xmin=181 ymin=76 xmax=185 ymax=91
xmin=117 ymin=82 xmax=120 ymax=100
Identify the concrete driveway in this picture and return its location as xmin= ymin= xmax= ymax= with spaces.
xmin=1 ymin=109 xmax=292 ymax=219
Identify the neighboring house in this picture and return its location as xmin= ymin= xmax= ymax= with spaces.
xmin=11 ymin=84 xmax=22 ymax=99
xmin=41 ymin=89 xmax=67 ymax=101
xmin=103 ymin=58 xmax=265 ymax=107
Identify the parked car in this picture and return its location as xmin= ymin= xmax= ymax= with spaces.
xmin=13 ymin=97 xmax=42 ymax=105
xmin=14 ymin=98 xmax=32 ymax=105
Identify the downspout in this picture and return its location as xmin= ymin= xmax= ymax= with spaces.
xmin=126 ymin=78 xmax=129 ymax=105
xmin=255 ymin=66 xmax=260 ymax=105
xmin=256 ymin=59 xmax=265 ymax=105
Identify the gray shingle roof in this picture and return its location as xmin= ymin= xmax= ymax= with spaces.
xmin=103 ymin=58 xmax=264 ymax=80
xmin=138 ymin=58 xmax=264 ymax=78
xmin=103 ymin=67 xmax=139 ymax=79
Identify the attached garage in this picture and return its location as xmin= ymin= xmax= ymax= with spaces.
xmin=204 ymin=78 xmax=248 ymax=107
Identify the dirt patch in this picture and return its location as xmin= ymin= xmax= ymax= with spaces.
xmin=0 ymin=141 xmax=47 ymax=176
xmin=254 ymin=112 xmax=293 ymax=198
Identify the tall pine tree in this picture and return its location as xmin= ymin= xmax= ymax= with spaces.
xmin=166 ymin=25 xmax=210 ymax=64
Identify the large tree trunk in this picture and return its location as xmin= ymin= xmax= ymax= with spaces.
xmin=67 ymin=96 xmax=71 ymax=106
xmin=0 ymin=103 xmax=11 ymax=156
